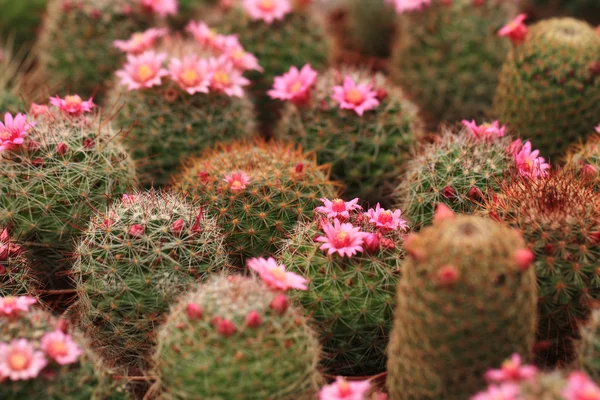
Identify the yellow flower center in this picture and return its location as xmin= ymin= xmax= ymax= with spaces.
xmin=379 ymin=211 xmax=393 ymax=224
xmin=258 ymin=0 xmax=275 ymax=11
xmin=132 ymin=33 xmax=144 ymax=44
xmin=180 ymin=68 xmax=198 ymax=86
xmin=232 ymin=50 xmax=245 ymax=60
xmin=334 ymin=231 xmax=350 ymax=247
xmin=0 ymin=130 xmax=11 ymax=140
xmin=269 ymin=267 xmax=286 ymax=282
xmin=289 ymin=80 xmax=303 ymax=93
xmin=331 ymin=199 xmax=346 ymax=212
xmin=65 ymin=95 xmax=82 ymax=108
xmin=337 ymin=379 xmax=351 ymax=396
xmin=8 ymin=353 xmax=28 ymax=371
xmin=230 ymin=180 xmax=243 ymax=190
xmin=49 ymin=340 xmax=68 ymax=357
xmin=3 ymin=296 xmax=15 ymax=306
xmin=213 ymin=70 xmax=230 ymax=86
xmin=345 ymin=88 xmax=364 ymax=105
xmin=137 ymin=64 xmax=154 ymax=82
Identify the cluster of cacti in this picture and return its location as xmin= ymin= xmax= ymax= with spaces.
xmin=482 ymin=170 xmax=600 ymax=365
xmin=391 ymin=0 xmax=515 ymax=125
xmin=494 ymin=18 xmax=600 ymax=160
xmin=0 ymin=102 xmax=136 ymax=289
xmin=346 ymin=0 xmax=397 ymax=58
xmin=0 ymin=0 xmax=47 ymax=49
xmin=277 ymin=67 xmax=423 ymax=206
xmin=107 ymin=31 xmax=256 ymax=187
xmin=0 ymin=228 xmax=36 ymax=297
xmin=152 ymin=275 xmax=322 ymax=399
xmin=523 ymin=0 xmax=600 ymax=25
xmin=577 ymin=310 xmax=600 ymax=382
xmin=565 ymin=129 xmax=600 ymax=190
xmin=175 ymin=140 xmax=337 ymax=265
xmin=74 ymin=190 xmax=229 ymax=370
xmin=0 ymin=298 xmax=130 ymax=399
xmin=386 ymin=213 xmax=538 ymax=399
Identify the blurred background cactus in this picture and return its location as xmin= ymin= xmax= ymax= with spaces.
xmin=346 ymin=0 xmax=397 ymax=59
xmin=522 ymin=0 xmax=600 ymax=25
xmin=565 ymin=129 xmax=600 ymax=191
xmin=0 ymin=0 xmax=48 ymax=51
xmin=0 ymin=40 xmax=46 ymax=112
xmin=577 ymin=310 xmax=600 ymax=382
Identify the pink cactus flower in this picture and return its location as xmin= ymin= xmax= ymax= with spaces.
xmin=224 ymin=45 xmax=263 ymax=72
xmin=595 ymin=124 xmax=600 ymax=134
xmin=29 ymin=103 xmax=50 ymax=118
xmin=129 ymin=224 xmax=145 ymax=237
xmin=513 ymin=141 xmax=550 ymax=179
xmin=471 ymin=383 xmax=520 ymax=400
xmin=461 ymin=120 xmax=506 ymax=140
xmin=122 ymin=194 xmax=138 ymax=204
xmin=0 ymin=296 xmax=36 ymax=317
xmin=247 ymin=257 xmax=308 ymax=291
xmin=40 ymin=331 xmax=82 ymax=365
xmin=332 ymin=76 xmax=380 ymax=116
xmin=0 ymin=112 xmax=35 ymax=151
xmin=116 ymin=50 xmax=169 ymax=91
xmin=242 ymin=0 xmax=292 ymax=24
xmin=0 ymin=339 xmax=47 ymax=381
xmin=316 ymin=219 xmax=369 ymax=258
xmin=319 ymin=376 xmax=371 ymax=400
xmin=168 ymin=55 xmax=212 ymax=95
xmin=186 ymin=21 xmax=227 ymax=51
xmin=316 ymin=197 xmax=361 ymax=220
xmin=365 ymin=203 xmax=409 ymax=232
xmin=498 ymin=14 xmax=528 ymax=45
xmin=208 ymin=57 xmax=250 ymax=97
xmin=268 ymin=64 xmax=318 ymax=104
xmin=386 ymin=0 xmax=432 ymax=14
xmin=113 ymin=28 xmax=168 ymax=54
xmin=224 ymin=171 xmax=250 ymax=192
xmin=485 ymin=354 xmax=537 ymax=383
xmin=562 ymin=371 xmax=600 ymax=400
xmin=49 ymin=94 xmax=95 ymax=116
xmin=140 ymin=0 xmax=178 ymax=17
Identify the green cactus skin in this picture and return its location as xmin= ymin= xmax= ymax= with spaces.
xmin=279 ymin=211 xmax=406 ymax=376
xmin=494 ymin=18 xmax=600 ymax=161
xmin=0 ymin=307 xmax=131 ymax=400
xmin=0 ymin=108 xmax=137 ymax=289
xmin=578 ymin=310 xmax=600 ymax=382
xmin=565 ymin=132 xmax=600 ymax=191
xmin=482 ymin=171 xmax=600 ymax=365
xmin=391 ymin=0 xmax=515 ymax=126
xmin=347 ymin=0 xmax=397 ymax=58
xmin=175 ymin=140 xmax=338 ymax=266
xmin=152 ymin=275 xmax=322 ymax=400
xmin=523 ymin=0 xmax=600 ymax=25
xmin=74 ymin=190 xmax=229 ymax=370
xmin=0 ymin=0 xmax=47 ymax=50
xmin=387 ymin=215 xmax=537 ymax=400
xmin=396 ymin=125 xmax=516 ymax=229
xmin=0 ymin=229 xmax=37 ymax=297
xmin=277 ymin=67 xmax=423 ymax=207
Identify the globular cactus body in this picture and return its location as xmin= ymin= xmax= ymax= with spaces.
xmin=565 ymin=130 xmax=600 ymax=191
xmin=0 ymin=229 xmax=36 ymax=297
xmin=347 ymin=0 xmax=397 ymax=58
xmin=523 ymin=0 xmax=600 ymax=25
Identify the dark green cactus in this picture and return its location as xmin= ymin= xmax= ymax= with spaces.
xmin=565 ymin=129 xmax=600 ymax=191
xmin=523 ymin=0 xmax=600 ymax=25
xmin=0 ymin=228 xmax=37 ymax=297
xmin=347 ymin=0 xmax=397 ymax=58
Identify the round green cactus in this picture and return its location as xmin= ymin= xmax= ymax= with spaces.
xmin=0 ymin=228 xmax=37 ymax=297
xmin=494 ymin=18 xmax=600 ymax=161
xmin=347 ymin=0 xmax=397 ymax=58
xmin=565 ymin=130 xmax=600 ymax=191
xmin=152 ymin=275 xmax=322 ymax=400
xmin=387 ymin=214 xmax=537 ymax=399
xmin=523 ymin=0 xmax=600 ymax=25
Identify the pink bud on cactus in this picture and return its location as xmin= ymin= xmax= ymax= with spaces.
xmin=56 ymin=142 xmax=68 ymax=155
xmin=442 ymin=185 xmax=456 ymax=199
xmin=191 ymin=214 xmax=203 ymax=233
xmin=171 ymin=219 xmax=185 ymax=235
xmin=364 ymin=233 xmax=380 ymax=253
xmin=245 ymin=311 xmax=262 ymax=328
xmin=380 ymin=238 xmax=395 ymax=250
xmin=437 ymin=265 xmax=460 ymax=286
xmin=216 ymin=318 xmax=236 ymax=337
xmin=433 ymin=203 xmax=455 ymax=225
xmin=186 ymin=302 xmax=203 ymax=320
xmin=582 ymin=164 xmax=598 ymax=179
xmin=514 ymin=249 xmax=535 ymax=271
xmin=468 ymin=186 xmax=484 ymax=201
xmin=129 ymin=224 xmax=144 ymax=237
xmin=270 ymin=294 xmax=289 ymax=314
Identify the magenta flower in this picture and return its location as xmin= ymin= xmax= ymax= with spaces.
xmin=316 ymin=219 xmax=369 ymax=258
xmin=268 ymin=64 xmax=318 ymax=104
xmin=498 ymin=14 xmax=528 ymax=45
xmin=386 ymin=0 xmax=431 ymax=14
xmin=462 ymin=120 xmax=506 ymax=140
xmin=113 ymin=28 xmax=168 ymax=54
xmin=0 ymin=339 xmax=47 ymax=381
xmin=0 ymin=296 xmax=36 ymax=317
xmin=247 ymin=257 xmax=308 ymax=291
xmin=315 ymin=197 xmax=361 ymax=220
xmin=122 ymin=194 xmax=138 ymax=204
xmin=562 ymin=371 xmax=600 ymax=400
xmin=40 ymin=331 xmax=82 ymax=365
xmin=140 ymin=0 xmax=178 ymax=17
xmin=242 ymin=0 xmax=292 ymax=24
xmin=208 ymin=56 xmax=250 ymax=97
xmin=186 ymin=21 xmax=225 ymax=51
xmin=29 ymin=103 xmax=50 ymax=118
xmin=471 ymin=383 xmax=520 ymax=400
xmin=332 ymin=76 xmax=380 ymax=116
xmin=49 ymin=94 xmax=95 ymax=116
xmin=365 ymin=203 xmax=409 ymax=232
xmin=116 ymin=50 xmax=169 ymax=91
xmin=484 ymin=354 xmax=537 ymax=383
xmin=224 ymin=45 xmax=263 ymax=72
xmin=513 ymin=141 xmax=550 ymax=179
xmin=223 ymin=171 xmax=250 ymax=192
xmin=0 ymin=112 xmax=35 ymax=151
xmin=168 ymin=55 xmax=212 ymax=95
xmin=319 ymin=376 xmax=371 ymax=400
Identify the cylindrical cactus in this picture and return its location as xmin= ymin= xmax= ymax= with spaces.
xmin=74 ymin=190 xmax=229 ymax=370
xmin=0 ymin=228 xmax=37 ymax=298
xmin=346 ymin=0 xmax=397 ymax=58
xmin=152 ymin=275 xmax=322 ymax=400
xmin=494 ymin=18 xmax=600 ymax=160
xmin=387 ymin=213 xmax=537 ymax=400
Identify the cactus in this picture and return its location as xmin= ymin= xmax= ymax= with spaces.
xmin=523 ymin=0 xmax=600 ymax=25
xmin=0 ymin=0 xmax=47 ymax=50
xmin=0 ymin=301 xmax=131 ymax=399
xmin=279 ymin=199 xmax=408 ymax=376
xmin=152 ymin=275 xmax=322 ymax=399
xmin=391 ymin=0 xmax=515 ymax=126
xmin=169 ymin=0 xmax=217 ymax=29
xmin=277 ymin=67 xmax=423 ymax=206
xmin=482 ymin=170 xmax=600 ymax=365
xmin=0 ymin=104 xmax=136 ymax=289
xmin=494 ymin=18 xmax=600 ymax=161
xmin=578 ymin=310 xmax=600 ymax=383
xmin=74 ymin=190 xmax=229 ymax=370
xmin=386 ymin=214 xmax=537 ymax=399
xmin=565 ymin=129 xmax=600 ymax=191
xmin=0 ymin=228 xmax=37 ymax=297
xmin=347 ymin=0 xmax=397 ymax=58
xmin=175 ymin=140 xmax=338 ymax=265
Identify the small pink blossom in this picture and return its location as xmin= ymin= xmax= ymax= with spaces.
xmin=268 ymin=64 xmax=318 ymax=104
xmin=122 ymin=194 xmax=138 ymax=204
xmin=0 ymin=112 xmax=35 ymax=151
xmin=186 ymin=21 xmax=226 ymax=51
xmin=224 ymin=171 xmax=250 ymax=192
xmin=507 ymin=138 xmax=524 ymax=155
xmin=116 ymin=50 xmax=169 ymax=91
xmin=471 ymin=383 xmax=520 ymax=400
xmin=562 ymin=371 xmax=600 ymax=400
xmin=462 ymin=120 xmax=506 ymax=140
xmin=332 ymin=76 xmax=380 ymax=116
xmin=208 ymin=57 xmax=250 ymax=97
xmin=365 ymin=203 xmax=409 ymax=232
xmin=242 ymin=0 xmax=292 ymax=24
xmin=316 ymin=197 xmax=361 ymax=220
xmin=113 ymin=28 xmax=168 ymax=54
xmin=513 ymin=141 xmax=550 ymax=179
xmin=247 ymin=257 xmax=308 ymax=291
xmin=0 ymin=296 xmax=36 ymax=317
xmin=498 ymin=14 xmax=528 ymax=45
xmin=386 ymin=0 xmax=432 ymax=14
xmin=49 ymin=94 xmax=95 ymax=116
xmin=484 ymin=354 xmax=537 ymax=383
xmin=224 ymin=45 xmax=263 ymax=72
xmin=40 ymin=331 xmax=82 ymax=365
xmin=168 ymin=55 xmax=212 ymax=95
xmin=319 ymin=376 xmax=371 ymax=400
xmin=129 ymin=224 xmax=145 ymax=237
xmin=29 ymin=103 xmax=50 ymax=118
xmin=0 ymin=339 xmax=47 ymax=381
xmin=141 ymin=0 xmax=178 ymax=17
xmin=316 ymin=219 xmax=369 ymax=258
